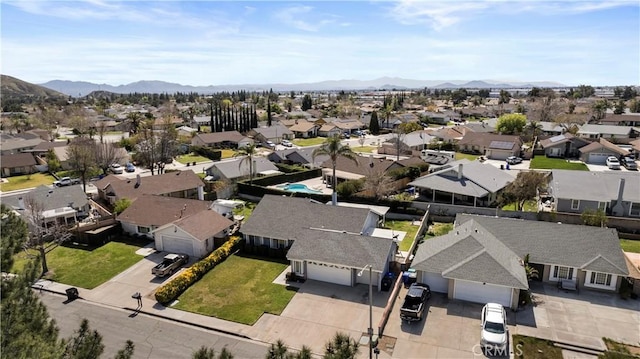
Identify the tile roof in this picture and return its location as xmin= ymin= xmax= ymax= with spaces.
xmin=240 ymin=195 xmax=372 ymax=240
xmin=456 ymin=214 xmax=628 ymax=275
xmin=118 ymin=195 xmax=211 ymax=227
xmin=95 ymin=170 xmax=203 ymax=202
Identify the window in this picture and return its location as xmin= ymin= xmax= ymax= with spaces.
xmin=571 ymin=200 xmax=580 ymax=210
xmin=293 ymin=261 xmax=303 ymax=275
xmin=598 ymin=202 xmax=607 ymax=211
xmin=590 ymin=272 xmax=612 ymax=286
xmin=137 ymin=226 xmax=150 ymax=234
xmin=553 ymin=266 xmax=573 ymax=280
xmin=630 ymin=203 xmax=640 ymax=217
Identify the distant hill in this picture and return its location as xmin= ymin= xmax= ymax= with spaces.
xmin=39 ymin=77 xmax=567 ymax=97
xmin=1 ymin=75 xmax=67 ymax=104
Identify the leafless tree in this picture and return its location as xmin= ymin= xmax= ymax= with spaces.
xmin=527 ymin=97 xmax=563 ymax=123
xmin=67 ymin=137 xmax=96 ymax=191
xmin=363 ymin=166 xmax=394 ymax=200
xmin=96 ymin=120 xmax=108 ymax=144
xmin=94 ymin=142 xmax=125 ymax=175
xmin=136 ymin=120 xmax=159 ymax=175
xmin=23 ymin=196 xmax=72 ymax=276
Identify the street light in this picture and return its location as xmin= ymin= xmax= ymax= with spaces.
xmin=358 ymin=264 xmax=373 ymax=359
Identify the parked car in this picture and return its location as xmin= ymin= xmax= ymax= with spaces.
xmin=265 ymin=141 xmax=276 ymax=148
xmin=53 ymin=177 xmax=81 ymax=187
xmin=125 ymin=162 xmax=136 ymax=172
xmin=341 ymin=132 xmax=350 ymax=139
xmin=281 ymin=139 xmax=293 ymax=147
xmin=506 ymin=156 xmax=523 ymax=165
xmin=480 ymin=303 xmax=508 ymax=354
xmin=606 ymin=156 xmax=621 ymax=170
xmin=151 ymin=253 xmax=189 ymax=277
xmin=110 ymin=163 xmax=124 ymax=174
xmin=621 ymin=156 xmax=637 ymax=170
xmin=399 ymin=283 xmax=431 ymax=322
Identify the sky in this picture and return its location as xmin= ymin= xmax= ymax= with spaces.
xmin=1 ymin=0 xmax=639 ymax=87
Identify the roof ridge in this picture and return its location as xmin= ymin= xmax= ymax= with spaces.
xmin=581 ymin=254 xmax=628 ymax=275
xmin=442 ymin=248 xmax=486 ymax=276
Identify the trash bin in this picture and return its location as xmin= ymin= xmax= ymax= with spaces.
xmin=381 ymin=272 xmax=394 ymax=291
xmin=402 ymin=269 xmax=417 ymax=288
xmin=65 ymin=287 xmax=79 ymax=301
xmin=500 ymin=164 xmax=504 ymax=170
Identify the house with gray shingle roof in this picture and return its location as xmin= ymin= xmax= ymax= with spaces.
xmin=577 ymin=124 xmax=639 ymax=143
xmin=411 ymin=214 xmax=628 ymax=309
xmin=408 ymin=159 xmax=514 ymax=207
xmin=547 ymin=170 xmax=640 ymax=218
xmin=578 ymin=138 xmax=630 ymax=164
xmin=539 ymin=133 xmax=591 ymax=158
xmin=204 ymin=157 xmax=281 ymax=183
xmin=2 ymin=184 xmax=90 ymax=226
xmin=240 ymin=195 xmax=396 ymax=290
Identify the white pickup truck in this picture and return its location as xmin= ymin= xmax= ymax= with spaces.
xmin=53 ymin=177 xmax=81 ymax=187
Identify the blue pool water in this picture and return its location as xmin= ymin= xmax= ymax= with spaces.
xmin=278 ymin=183 xmax=323 ymax=194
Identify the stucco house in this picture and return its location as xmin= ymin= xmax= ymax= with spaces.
xmin=578 ymin=138 xmax=630 ymax=164
xmin=538 ymin=133 xmax=591 ymax=158
xmin=191 ymin=131 xmax=253 ymax=149
xmin=458 ymin=133 xmax=522 ymax=160
xmin=95 ymin=170 xmax=205 ymax=204
xmin=204 ymin=157 xmax=281 ymax=183
xmin=240 ymin=195 xmax=396 ymax=290
xmin=249 ymin=125 xmax=293 ymax=144
xmin=409 ymin=159 xmax=514 ymax=207
xmin=1 ymin=152 xmax=37 ymax=177
xmin=411 ymin=214 xmax=629 ymax=309
xmin=288 ymin=121 xmax=318 ymax=138
xmin=577 ymin=124 xmax=639 ymax=144
xmin=546 ymin=170 xmax=640 ymax=218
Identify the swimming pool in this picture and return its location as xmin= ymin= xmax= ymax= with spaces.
xmin=277 ymin=183 xmax=323 ymax=194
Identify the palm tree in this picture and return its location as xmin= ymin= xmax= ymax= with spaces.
xmin=525 ymin=121 xmax=543 ymax=139
xmin=236 ymin=143 xmax=258 ymax=186
xmin=312 ymin=135 xmax=358 ymax=205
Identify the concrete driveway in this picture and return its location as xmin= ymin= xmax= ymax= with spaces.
xmin=515 ymin=282 xmax=640 ymax=351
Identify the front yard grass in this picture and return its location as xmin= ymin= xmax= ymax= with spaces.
xmin=512 ymin=335 xmax=563 ymax=359
xmin=620 ymin=239 xmax=640 ymax=253
xmin=530 ymin=156 xmax=589 ymax=171
xmin=383 ymin=220 xmax=420 ymax=252
xmin=455 ymin=152 xmax=479 ymax=161
xmin=603 ymin=338 xmax=640 ymax=358
xmin=292 ymin=138 xmax=326 ymax=147
xmin=502 ymin=200 xmax=538 ymax=212
xmin=352 ymin=146 xmax=377 ymax=153
xmin=173 ymin=255 xmax=296 ymax=325
xmin=13 ymin=241 xmax=144 ymax=289
xmin=176 ymin=153 xmax=209 ymax=164
xmin=221 ymin=149 xmax=235 ymax=159
xmin=0 ymin=173 xmax=56 ymax=192
xmin=423 ymin=222 xmax=454 ymax=240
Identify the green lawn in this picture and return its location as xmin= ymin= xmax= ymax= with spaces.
xmin=383 ymin=220 xmax=420 ymax=252
xmin=13 ymin=241 xmax=144 ymax=289
xmin=176 ymin=153 xmax=209 ymax=164
xmin=233 ymin=201 xmax=256 ymax=221
xmin=512 ymin=335 xmax=562 ymax=359
xmin=455 ymin=152 xmax=479 ymax=161
xmin=174 ymin=255 xmax=296 ymax=325
xmin=352 ymin=146 xmax=377 ymax=153
xmin=221 ymin=149 xmax=236 ymax=159
xmin=621 ymin=239 xmax=640 ymax=253
xmin=0 ymin=173 xmax=56 ymax=192
xmin=530 ymin=156 xmax=589 ymax=171
xmin=502 ymin=200 xmax=538 ymax=212
xmin=292 ymin=138 xmax=327 ymax=147
xmin=424 ymin=222 xmax=454 ymax=239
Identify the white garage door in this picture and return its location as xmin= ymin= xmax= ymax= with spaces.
xmin=588 ymin=152 xmax=609 ymax=164
xmin=487 ymin=150 xmax=511 ymax=160
xmin=162 ymin=236 xmax=194 ymax=257
xmin=453 ymin=280 xmax=512 ymax=308
xmin=422 ymin=272 xmax=449 ymax=293
xmin=307 ymin=261 xmax=351 ymax=286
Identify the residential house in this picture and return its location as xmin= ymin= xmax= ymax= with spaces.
xmin=428 ymin=127 xmax=465 ymax=144
xmin=249 ymin=125 xmax=293 ymax=145
xmin=598 ymin=114 xmax=640 ymax=127
xmin=538 ymin=122 xmax=565 ymax=136
xmin=408 ymin=159 xmax=514 ymax=207
xmin=411 ymin=214 xmax=628 ymax=309
xmin=318 ymin=124 xmax=341 ymax=138
xmin=539 ymin=133 xmax=591 ymax=158
xmin=382 ymin=131 xmax=434 ymax=152
xmin=95 ymin=170 xmax=205 ymax=205
xmin=118 ymin=195 xmax=233 ymax=257
xmin=577 ymin=124 xmax=638 ymax=144
xmin=319 ymin=155 xmax=426 ymax=190
xmin=268 ymin=148 xmax=329 ymax=168
xmin=288 ymin=120 xmax=318 ymax=138
xmin=331 ymin=118 xmax=365 ymax=133
xmin=1 ymin=152 xmax=37 ymax=176
xmin=578 ymin=138 xmax=629 ymax=164
xmin=205 ymin=157 xmax=280 ymax=183
xmin=458 ymin=133 xmax=523 ymax=160
xmin=191 ymin=131 xmax=253 ymax=149
xmin=2 ymin=184 xmax=90 ymax=227
xmin=0 ymin=132 xmax=44 ymax=155
xmin=177 ymin=126 xmax=198 ymax=137
xmin=240 ymin=195 xmax=396 ymax=289
xmin=422 ymin=111 xmax=451 ymax=125
xmin=546 ymin=170 xmax=640 ymax=218
xmin=460 ymin=122 xmax=495 ymax=134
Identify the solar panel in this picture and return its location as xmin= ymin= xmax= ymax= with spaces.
xmin=489 ymin=141 xmax=514 ymax=150
xmin=549 ymin=134 xmax=565 ymax=143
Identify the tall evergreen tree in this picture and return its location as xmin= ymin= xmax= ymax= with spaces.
xmin=369 ymin=111 xmax=380 ymax=135
xmin=267 ymin=99 xmax=273 ymax=127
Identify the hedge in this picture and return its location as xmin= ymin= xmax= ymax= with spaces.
xmin=191 ymin=145 xmax=222 ymax=161
xmin=154 ymin=236 xmax=243 ymax=305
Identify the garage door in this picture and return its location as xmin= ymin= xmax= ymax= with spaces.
xmin=422 ymin=272 xmax=449 ymax=293
xmin=307 ymin=261 xmax=351 ymax=286
xmin=588 ymin=152 xmax=609 ymax=164
xmin=453 ymin=280 xmax=512 ymax=307
xmin=487 ymin=150 xmax=511 ymax=160
xmin=161 ymin=236 xmax=194 ymax=257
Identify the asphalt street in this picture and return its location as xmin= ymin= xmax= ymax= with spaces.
xmin=41 ymin=292 xmax=269 ymax=359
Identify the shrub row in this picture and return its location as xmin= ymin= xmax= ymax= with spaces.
xmin=191 ymin=145 xmax=222 ymax=161
xmin=154 ymin=236 xmax=242 ymax=305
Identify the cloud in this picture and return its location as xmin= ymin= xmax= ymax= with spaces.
xmin=273 ymin=5 xmax=339 ymax=32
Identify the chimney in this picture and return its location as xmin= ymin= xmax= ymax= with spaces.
xmin=458 ymin=164 xmax=463 ymax=179
xmin=135 ymin=174 xmax=141 ymax=189
xmin=611 ymin=178 xmax=625 ymax=216
xmin=18 ymin=197 xmax=24 ymax=210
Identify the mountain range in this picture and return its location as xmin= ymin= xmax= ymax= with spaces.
xmin=37 ymin=77 xmax=566 ymax=97
xmin=1 ymin=75 xmax=67 ymax=103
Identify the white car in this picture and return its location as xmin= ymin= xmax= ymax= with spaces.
xmin=481 ymin=303 xmax=508 ymax=354
xmin=110 ymin=163 xmax=124 ymax=174
xmin=281 ymin=140 xmax=293 ymax=147
xmin=606 ymin=156 xmax=621 ymax=170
